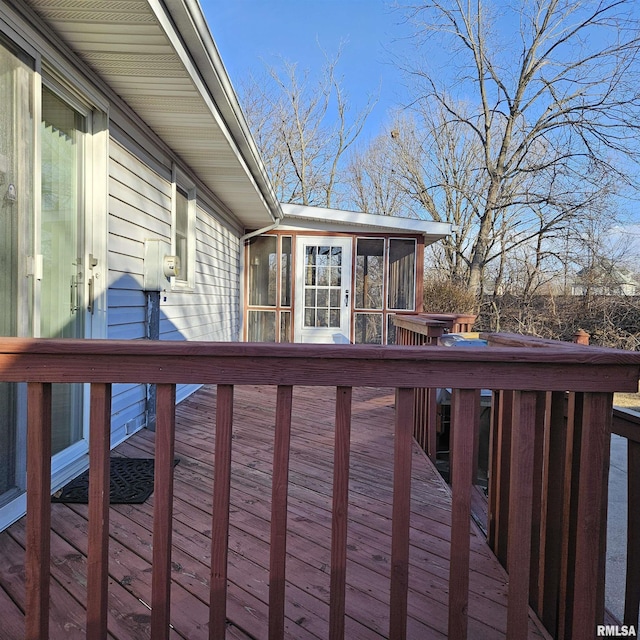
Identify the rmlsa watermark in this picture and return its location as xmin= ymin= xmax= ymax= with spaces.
xmin=597 ymin=625 xmax=638 ymax=637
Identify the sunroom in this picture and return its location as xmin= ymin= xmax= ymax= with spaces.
xmin=243 ymin=204 xmax=452 ymax=344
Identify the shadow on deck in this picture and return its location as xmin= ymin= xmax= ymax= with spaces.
xmin=0 ymin=384 xmax=547 ymax=639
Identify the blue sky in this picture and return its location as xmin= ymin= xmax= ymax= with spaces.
xmin=202 ymin=0 xmax=415 ymax=141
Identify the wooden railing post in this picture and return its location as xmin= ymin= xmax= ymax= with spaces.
xmin=538 ymin=391 xmax=568 ymax=634
xmin=528 ymin=391 xmax=547 ymax=613
xmin=389 ymin=387 xmax=415 ymax=640
xmin=86 ymin=383 xmax=113 ymax=640
xmin=558 ymin=392 xmax=583 ymax=638
xmin=611 ymin=408 xmax=640 ymax=629
xmin=506 ymin=391 xmax=537 ymax=640
xmin=269 ymin=385 xmax=293 ymax=640
xmin=625 ymin=438 xmax=640 ymax=627
xmin=151 ymin=383 xmax=177 ymax=640
xmin=25 ymin=382 xmax=52 ymax=640
xmin=448 ymin=388 xmax=479 ymax=640
xmin=329 ymin=386 xmax=353 ymax=640
xmin=570 ymin=392 xmax=613 ymax=639
xmin=487 ymin=389 xmax=513 ymax=567
xmin=209 ymin=384 xmax=234 ymax=639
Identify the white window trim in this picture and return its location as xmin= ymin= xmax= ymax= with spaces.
xmin=171 ymin=165 xmax=196 ymax=290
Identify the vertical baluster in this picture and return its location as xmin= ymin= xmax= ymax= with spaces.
xmin=539 ymin=391 xmax=567 ymax=634
xmin=448 ymin=388 xmax=479 ymax=640
xmin=87 ymin=383 xmax=113 ymax=640
xmin=624 ymin=438 xmax=640 ymax=627
xmin=269 ymin=385 xmax=293 ymax=640
xmin=487 ymin=389 xmax=513 ymax=567
xmin=558 ymin=392 xmax=583 ymax=639
xmin=528 ymin=391 xmax=547 ymax=613
xmin=427 ymin=388 xmax=438 ymax=462
xmin=506 ymin=390 xmax=537 ymax=639
xmin=329 ymin=386 xmax=352 ymax=640
xmin=151 ymin=383 xmax=177 ymax=640
xmin=389 ymin=387 xmax=415 ymax=640
xmin=571 ymin=392 xmax=613 ymax=639
xmin=209 ymin=384 xmax=234 ymax=639
xmin=26 ymin=382 xmax=52 ymax=640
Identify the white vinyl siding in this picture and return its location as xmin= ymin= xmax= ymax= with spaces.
xmin=107 ymin=137 xmax=241 ymax=442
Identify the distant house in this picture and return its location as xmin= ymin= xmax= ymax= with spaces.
xmin=570 ymin=259 xmax=638 ymax=296
xmin=0 ymin=0 xmax=451 ymax=531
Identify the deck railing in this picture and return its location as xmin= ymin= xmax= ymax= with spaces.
xmin=1 ymin=337 xmax=639 ymax=640
xmin=393 ymin=316 xmax=640 ymax=638
xmin=611 ymin=406 xmax=640 ymax=629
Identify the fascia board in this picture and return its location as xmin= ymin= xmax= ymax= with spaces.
xmin=280 ymin=203 xmax=452 ymax=238
xmin=148 ymin=0 xmax=281 ymax=224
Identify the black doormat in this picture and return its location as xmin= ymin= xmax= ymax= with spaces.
xmin=52 ymin=457 xmax=179 ymax=505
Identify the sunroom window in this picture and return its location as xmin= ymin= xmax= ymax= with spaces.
xmin=246 ymin=235 xmax=291 ymax=342
xmin=355 ymin=238 xmax=384 ymax=309
xmin=388 ymin=238 xmax=416 ymax=310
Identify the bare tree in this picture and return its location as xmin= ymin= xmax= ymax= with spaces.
xmin=346 ymin=133 xmax=411 ymax=217
xmin=239 ymin=46 xmax=376 ymax=208
xmin=395 ymin=0 xmax=640 ymax=294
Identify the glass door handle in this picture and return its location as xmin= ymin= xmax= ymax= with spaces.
xmin=70 ymin=275 xmax=79 ymax=313
xmin=88 ymin=276 xmax=95 ymax=314
xmin=345 ymin=289 xmax=349 ymax=307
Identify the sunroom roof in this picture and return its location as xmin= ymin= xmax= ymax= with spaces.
xmin=280 ymin=204 xmax=452 ymax=244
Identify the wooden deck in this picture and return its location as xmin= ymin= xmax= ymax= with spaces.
xmin=0 ymin=384 xmax=548 ymax=639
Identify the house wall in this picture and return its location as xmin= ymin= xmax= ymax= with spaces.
xmin=0 ymin=3 xmax=245 ymax=449
xmin=107 ymin=127 xmax=242 ymax=446
xmin=0 ymin=0 xmax=251 ymax=531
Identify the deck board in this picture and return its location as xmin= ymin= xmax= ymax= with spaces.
xmin=0 ymin=384 xmax=548 ymax=639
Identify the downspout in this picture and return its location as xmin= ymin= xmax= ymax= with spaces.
xmin=238 ymin=217 xmax=282 ymax=341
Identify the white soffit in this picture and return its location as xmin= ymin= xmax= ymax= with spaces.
xmin=23 ymin=0 xmax=281 ymax=228
xmin=280 ymin=204 xmax=452 ymax=244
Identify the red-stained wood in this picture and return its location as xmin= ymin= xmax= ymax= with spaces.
xmin=488 ymin=390 xmax=513 ymax=568
xmin=528 ymin=392 xmax=547 ymax=613
xmin=571 ymin=392 xmax=613 ymax=639
xmin=558 ymin=392 xmax=583 ymax=639
xmin=269 ymin=385 xmax=293 ymax=640
xmin=0 ymin=338 xmax=637 ymax=392
xmin=25 ymin=382 xmax=52 ymax=640
xmin=329 ymin=386 xmax=352 ymax=640
xmin=389 ymin=387 xmax=415 ymax=640
xmin=506 ymin=391 xmax=538 ymax=639
xmin=427 ymin=387 xmax=438 ymax=461
xmin=151 ymin=383 xmax=177 ymax=640
xmin=0 ymin=384 xmax=552 ymax=639
xmin=625 ymin=439 xmax=640 ymax=627
xmin=86 ymin=383 xmax=112 ymax=640
xmin=539 ymin=391 xmax=567 ymax=634
xmin=210 ymin=384 xmax=234 ymax=639
xmin=448 ymin=388 xmax=479 ymax=640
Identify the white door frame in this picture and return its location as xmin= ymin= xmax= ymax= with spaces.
xmin=294 ymin=236 xmax=352 ymax=344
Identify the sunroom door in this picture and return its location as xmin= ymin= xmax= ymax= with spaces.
xmin=295 ymin=237 xmax=352 ymax=343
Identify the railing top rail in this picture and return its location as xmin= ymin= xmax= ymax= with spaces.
xmin=612 ymin=407 xmax=640 ymax=443
xmin=481 ymin=332 xmax=608 ymax=351
xmin=0 ymin=338 xmax=639 ymax=392
xmin=0 ymin=336 xmax=638 ymax=362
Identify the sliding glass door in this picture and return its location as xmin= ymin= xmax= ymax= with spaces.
xmin=0 ymin=36 xmax=101 ymax=529
xmin=41 ymin=86 xmax=88 ymax=457
xmin=0 ymin=39 xmax=33 ymax=514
